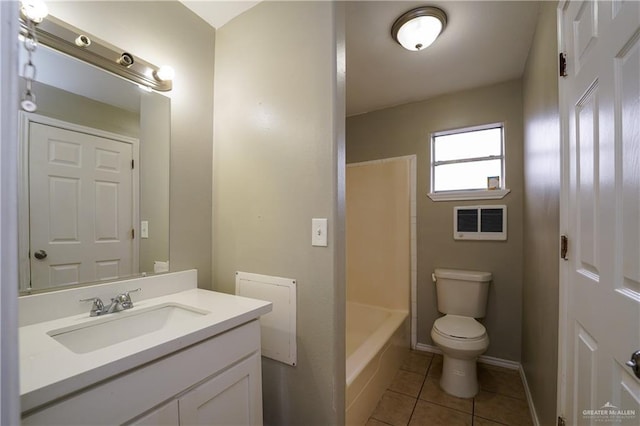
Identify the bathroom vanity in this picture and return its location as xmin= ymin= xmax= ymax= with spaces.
xmin=19 ymin=270 xmax=272 ymax=425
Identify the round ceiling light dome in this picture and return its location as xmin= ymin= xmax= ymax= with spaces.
xmin=391 ymin=6 xmax=447 ymax=51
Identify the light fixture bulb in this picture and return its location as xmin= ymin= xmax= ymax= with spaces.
xmin=392 ymin=6 xmax=447 ymax=52
xmin=154 ymin=65 xmax=175 ymax=82
xmin=20 ymin=0 xmax=49 ymax=23
xmin=397 ymin=16 xmax=442 ymax=51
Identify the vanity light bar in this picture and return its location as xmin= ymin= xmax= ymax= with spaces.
xmin=19 ymin=15 xmax=172 ymax=92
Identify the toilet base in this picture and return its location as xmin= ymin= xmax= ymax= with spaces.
xmin=439 ymin=354 xmax=479 ymax=399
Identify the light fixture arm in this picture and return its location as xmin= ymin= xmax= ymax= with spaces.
xmin=19 ymin=15 xmax=173 ymax=91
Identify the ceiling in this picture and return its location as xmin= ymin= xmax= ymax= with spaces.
xmin=182 ymin=1 xmax=541 ymax=117
xmin=181 ymin=0 xmax=261 ymax=29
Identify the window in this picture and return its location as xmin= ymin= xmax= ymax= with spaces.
xmin=429 ymin=124 xmax=509 ymax=201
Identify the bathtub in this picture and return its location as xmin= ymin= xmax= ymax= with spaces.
xmin=346 ymin=302 xmax=409 ymax=425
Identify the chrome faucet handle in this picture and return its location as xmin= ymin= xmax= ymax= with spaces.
xmin=126 ymin=288 xmax=141 ymax=297
xmin=118 ymin=288 xmax=141 ymax=309
xmin=80 ymin=297 xmax=105 ymax=316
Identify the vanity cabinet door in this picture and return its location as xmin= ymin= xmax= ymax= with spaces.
xmin=178 ymin=351 xmax=263 ymax=426
xmin=131 ymin=400 xmax=179 ymax=426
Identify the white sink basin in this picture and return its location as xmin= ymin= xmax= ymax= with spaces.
xmin=47 ymin=303 xmax=209 ymax=354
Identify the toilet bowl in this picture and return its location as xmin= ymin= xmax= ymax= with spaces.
xmin=431 ymin=269 xmax=492 ymax=399
xmin=431 ymin=314 xmax=489 ymax=398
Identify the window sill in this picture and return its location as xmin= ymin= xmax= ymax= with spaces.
xmin=428 ymin=189 xmax=511 ymax=202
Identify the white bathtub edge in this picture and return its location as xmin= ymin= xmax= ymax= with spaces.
xmin=345 ymin=310 xmax=409 ymax=426
xmin=346 ymin=309 xmax=408 ymax=386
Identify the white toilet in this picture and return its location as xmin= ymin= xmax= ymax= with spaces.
xmin=430 ymin=268 xmax=491 ymax=399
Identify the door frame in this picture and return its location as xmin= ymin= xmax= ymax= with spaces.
xmin=556 ymin=0 xmax=571 ymax=419
xmin=0 ymin=1 xmax=21 ymax=423
xmin=18 ymin=112 xmax=140 ymax=292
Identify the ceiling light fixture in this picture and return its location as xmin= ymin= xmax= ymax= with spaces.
xmin=391 ymin=6 xmax=447 ymax=52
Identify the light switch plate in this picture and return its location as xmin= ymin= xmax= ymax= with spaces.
xmin=311 ymin=218 xmax=328 ymax=247
xmin=141 ymin=221 xmax=149 ymax=239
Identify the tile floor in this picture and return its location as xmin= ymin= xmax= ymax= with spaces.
xmin=367 ymin=351 xmax=533 ymax=426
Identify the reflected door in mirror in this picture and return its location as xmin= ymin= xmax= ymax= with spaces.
xmin=29 ymin=122 xmax=137 ymax=289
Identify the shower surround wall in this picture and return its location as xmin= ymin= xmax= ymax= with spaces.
xmin=346 ymin=79 xmax=525 ymax=362
xmin=346 ymin=159 xmax=411 ymax=310
xmin=345 ymin=158 xmax=412 ymax=424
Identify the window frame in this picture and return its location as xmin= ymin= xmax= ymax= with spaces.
xmin=428 ymin=122 xmax=510 ymax=202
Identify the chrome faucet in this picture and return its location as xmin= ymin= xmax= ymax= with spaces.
xmin=80 ymin=288 xmax=141 ymax=317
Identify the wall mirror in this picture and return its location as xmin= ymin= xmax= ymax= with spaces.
xmin=18 ymin=16 xmax=170 ymax=294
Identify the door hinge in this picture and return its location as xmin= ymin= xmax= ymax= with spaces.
xmin=561 ymin=234 xmax=568 ymax=260
xmin=131 ymin=159 xmax=135 ymax=169
xmin=131 ymin=228 xmax=135 ymax=239
xmin=558 ymin=415 xmax=567 ymax=426
xmin=559 ymin=52 xmax=568 ymax=77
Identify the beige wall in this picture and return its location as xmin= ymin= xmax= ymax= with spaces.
xmin=522 ymin=2 xmax=560 ymax=424
xmin=347 ymin=80 xmax=524 ymax=361
xmin=213 ymin=1 xmax=345 ymax=424
xmin=47 ymin=1 xmax=215 ymax=288
xmin=139 ymin=93 xmax=170 ymax=274
xmin=30 ymin=82 xmax=139 ymax=137
xmin=346 ymin=159 xmax=410 ymax=311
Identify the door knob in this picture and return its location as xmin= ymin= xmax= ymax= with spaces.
xmin=626 ymin=350 xmax=640 ymax=379
xmin=33 ymin=250 xmax=47 ymax=260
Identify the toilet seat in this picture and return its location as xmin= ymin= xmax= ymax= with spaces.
xmin=433 ymin=315 xmax=486 ymax=340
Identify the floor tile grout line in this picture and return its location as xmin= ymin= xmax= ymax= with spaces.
xmin=399 ymin=355 xmax=434 ymax=376
xmin=472 ymin=395 xmax=476 ymax=419
xmin=406 ymin=367 xmax=429 ymax=425
xmin=417 ymin=398 xmax=475 ymax=417
xmin=384 ymin=388 xmax=419 ymax=399
xmin=473 ymin=413 xmax=511 ymax=425
xmin=368 ymin=416 xmax=396 ymax=426
xmin=406 ymin=354 xmax=433 ymax=424
xmin=476 ymin=387 xmax=529 ymax=402
xmin=369 ymin=388 xmax=419 ymax=425
xmin=368 ymin=351 xmax=531 ymax=426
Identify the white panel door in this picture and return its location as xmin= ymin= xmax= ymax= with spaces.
xmin=560 ymin=1 xmax=640 ymax=424
xmin=29 ymin=122 xmax=134 ymax=289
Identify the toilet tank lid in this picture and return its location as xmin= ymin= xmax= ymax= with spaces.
xmin=434 ymin=269 xmax=492 ymax=282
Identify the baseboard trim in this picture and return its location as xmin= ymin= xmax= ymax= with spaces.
xmin=414 ymin=342 xmax=441 ymax=355
xmin=414 ymin=343 xmax=520 ymax=370
xmin=478 ymin=354 xmax=520 ymax=370
xmin=415 ymin=343 xmax=540 ymax=425
xmin=519 ymin=366 xmax=541 ymax=426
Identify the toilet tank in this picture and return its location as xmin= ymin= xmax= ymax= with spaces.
xmin=434 ymin=269 xmax=492 ymax=318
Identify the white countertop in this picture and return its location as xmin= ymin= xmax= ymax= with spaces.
xmin=20 ymin=288 xmax=272 ymax=412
